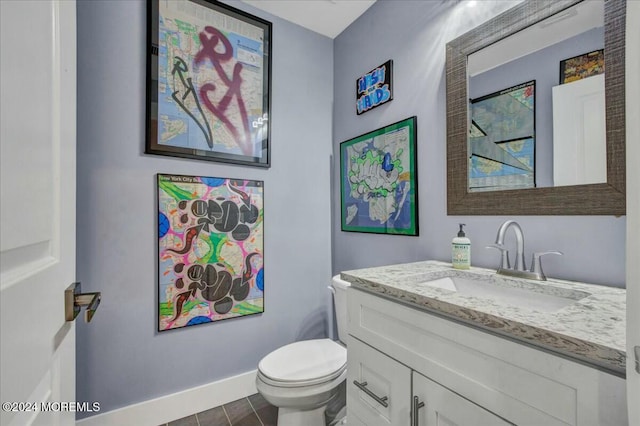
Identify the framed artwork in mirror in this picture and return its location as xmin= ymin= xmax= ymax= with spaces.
xmin=146 ymin=0 xmax=272 ymax=167
xmin=470 ymin=81 xmax=536 ymax=192
xmin=340 ymin=117 xmax=418 ymax=236
xmin=559 ymin=49 xmax=605 ymax=84
xmin=157 ymin=174 xmax=264 ymax=331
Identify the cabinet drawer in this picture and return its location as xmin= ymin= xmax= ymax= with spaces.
xmin=347 ymin=335 xmax=411 ymax=426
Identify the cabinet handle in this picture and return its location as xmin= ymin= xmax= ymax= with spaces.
xmin=412 ymin=395 xmax=425 ymax=426
xmin=353 ymin=380 xmax=389 ymax=408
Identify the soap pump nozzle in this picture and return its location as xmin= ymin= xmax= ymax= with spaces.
xmin=457 ymin=223 xmax=466 ymax=237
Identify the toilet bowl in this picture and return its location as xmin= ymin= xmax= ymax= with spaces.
xmin=256 ymin=275 xmax=351 ymax=426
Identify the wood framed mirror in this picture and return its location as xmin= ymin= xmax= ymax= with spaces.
xmin=446 ymin=0 xmax=625 ymax=215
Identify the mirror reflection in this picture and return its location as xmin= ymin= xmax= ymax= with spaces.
xmin=467 ymin=0 xmax=604 ymax=192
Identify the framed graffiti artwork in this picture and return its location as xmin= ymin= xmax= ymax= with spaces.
xmin=340 ymin=117 xmax=419 ymax=236
xmin=356 ymin=60 xmax=393 ymax=115
xmin=157 ymin=174 xmax=264 ymax=331
xmin=469 ymin=81 xmax=535 ymax=192
xmin=146 ymin=1 xmax=272 ymax=167
xmin=559 ymin=49 xmax=604 ymax=84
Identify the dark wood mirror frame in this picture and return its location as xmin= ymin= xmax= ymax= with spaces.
xmin=446 ymin=0 xmax=625 ymax=216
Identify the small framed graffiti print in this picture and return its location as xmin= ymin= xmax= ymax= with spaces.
xmin=356 ymin=60 xmax=393 ymax=115
xmin=147 ymin=1 xmax=272 ymax=167
xmin=157 ymin=174 xmax=264 ymax=331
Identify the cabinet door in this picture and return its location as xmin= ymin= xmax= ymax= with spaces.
xmin=347 ymin=336 xmax=411 ymax=426
xmin=412 ymin=371 xmax=513 ymax=426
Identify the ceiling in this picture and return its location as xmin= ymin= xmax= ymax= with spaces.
xmin=240 ymin=0 xmax=377 ymax=39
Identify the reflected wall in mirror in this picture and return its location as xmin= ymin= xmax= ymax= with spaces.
xmin=446 ymin=0 xmax=625 ymax=215
xmin=468 ymin=0 xmax=604 ymax=192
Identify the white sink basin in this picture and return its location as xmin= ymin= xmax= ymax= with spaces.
xmin=421 ymin=275 xmax=590 ymax=313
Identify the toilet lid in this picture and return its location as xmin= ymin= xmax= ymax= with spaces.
xmin=258 ymin=339 xmax=346 ymax=385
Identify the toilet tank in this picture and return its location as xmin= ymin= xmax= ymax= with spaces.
xmin=331 ymin=275 xmax=351 ymax=345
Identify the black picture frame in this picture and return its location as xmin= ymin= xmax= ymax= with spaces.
xmin=146 ymin=0 xmax=272 ymax=167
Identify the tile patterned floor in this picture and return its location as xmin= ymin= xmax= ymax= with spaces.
xmin=163 ymin=393 xmax=278 ymax=426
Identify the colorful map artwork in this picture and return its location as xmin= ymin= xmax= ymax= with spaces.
xmin=157 ymin=1 xmax=268 ymax=160
xmin=340 ymin=117 xmax=417 ymax=236
xmin=158 ymin=174 xmax=264 ymax=331
xmin=469 ymin=81 xmax=535 ymax=192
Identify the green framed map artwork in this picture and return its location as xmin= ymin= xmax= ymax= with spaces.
xmin=340 ymin=117 xmax=418 ymax=236
xmin=469 ymin=81 xmax=535 ymax=192
xmin=157 ymin=174 xmax=264 ymax=331
xmin=146 ymin=0 xmax=272 ymax=167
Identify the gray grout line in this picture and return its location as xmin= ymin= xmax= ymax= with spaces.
xmin=246 ymin=396 xmax=264 ymax=426
xmin=222 ymin=404 xmax=233 ymax=426
xmin=195 ymin=412 xmax=201 ymax=426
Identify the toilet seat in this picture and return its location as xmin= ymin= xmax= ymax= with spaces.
xmin=258 ymin=339 xmax=346 ymax=387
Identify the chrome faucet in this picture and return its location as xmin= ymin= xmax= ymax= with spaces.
xmin=486 ymin=220 xmax=562 ymax=281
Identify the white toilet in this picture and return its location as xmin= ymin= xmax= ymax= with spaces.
xmin=256 ymin=275 xmax=351 ymax=426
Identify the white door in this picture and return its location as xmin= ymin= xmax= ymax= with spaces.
xmin=552 ymin=74 xmax=607 ymax=187
xmin=626 ymin=1 xmax=640 ymax=424
xmin=1 ymin=1 xmax=77 ymax=425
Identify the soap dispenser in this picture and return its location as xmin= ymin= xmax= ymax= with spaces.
xmin=452 ymin=223 xmax=471 ymax=269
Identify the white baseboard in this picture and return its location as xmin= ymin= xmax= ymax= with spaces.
xmin=76 ymin=369 xmax=258 ymax=426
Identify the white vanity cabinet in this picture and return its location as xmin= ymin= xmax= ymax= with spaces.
xmin=348 ymin=334 xmax=511 ymax=426
xmin=347 ymin=288 xmax=627 ymax=426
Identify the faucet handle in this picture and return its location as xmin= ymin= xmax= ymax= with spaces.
xmin=486 ymin=244 xmax=510 ymax=269
xmin=530 ymin=251 xmax=563 ymax=279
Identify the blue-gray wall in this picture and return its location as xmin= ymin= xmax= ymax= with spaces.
xmin=332 ymin=0 xmax=625 ymax=287
xmin=76 ymin=0 xmax=333 ymax=416
xmin=76 ymin=0 xmax=626 ymax=418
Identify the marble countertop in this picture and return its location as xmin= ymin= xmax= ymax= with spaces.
xmin=341 ymin=261 xmax=626 ymax=375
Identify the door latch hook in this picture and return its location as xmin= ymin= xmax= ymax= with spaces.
xmin=65 ymin=282 xmax=101 ymax=323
